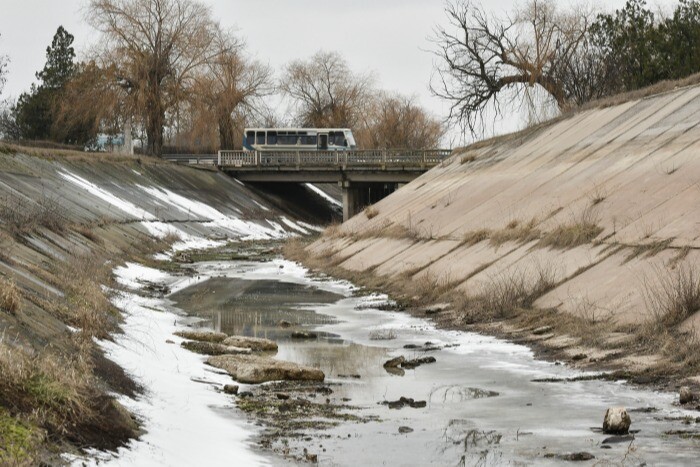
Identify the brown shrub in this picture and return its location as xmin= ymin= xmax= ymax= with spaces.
xmin=0 ymin=278 xmax=21 ymax=315
xmin=643 ymin=264 xmax=700 ymax=328
xmin=457 ymin=265 xmax=556 ymax=323
xmin=0 ymin=193 xmax=68 ymax=236
xmin=462 ymin=229 xmax=491 ymax=246
xmin=538 ymin=207 xmax=603 ymax=249
xmin=364 ymin=205 xmax=379 ymax=219
xmin=489 ymin=219 xmax=541 ymax=246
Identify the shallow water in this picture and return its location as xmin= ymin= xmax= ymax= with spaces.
xmin=172 ymin=259 xmax=700 ymax=466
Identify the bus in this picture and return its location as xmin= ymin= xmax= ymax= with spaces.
xmin=242 ymin=128 xmax=357 ymax=151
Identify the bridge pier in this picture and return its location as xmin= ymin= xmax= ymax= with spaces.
xmin=341 ymin=181 xmax=398 ymax=221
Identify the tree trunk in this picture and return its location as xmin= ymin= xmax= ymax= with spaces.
xmin=218 ymin=114 xmax=236 ymax=150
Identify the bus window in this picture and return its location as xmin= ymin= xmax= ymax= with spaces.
xmin=330 ymin=131 xmax=347 ymax=146
xmin=267 ymin=131 xmax=277 ymax=145
xmin=256 ymin=132 xmax=265 ymax=145
xmin=246 ymin=131 xmax=255 ymax=146
xmin=301 ymin=135 xmax=317 ymax=145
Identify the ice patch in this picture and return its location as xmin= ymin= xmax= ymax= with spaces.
xmin=79 ymin=265 xmax=267 ymax=466
xmin=113 ymin=262 xmax=171 ymax=290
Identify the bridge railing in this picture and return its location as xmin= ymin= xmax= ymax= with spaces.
xmin=217 ymin=149 xmax=451 ymax=169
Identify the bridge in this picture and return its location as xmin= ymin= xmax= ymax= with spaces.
xmin=164 ymin=149 xmax=451 ymax=220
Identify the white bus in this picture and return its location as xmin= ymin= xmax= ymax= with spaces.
xmin=242 ymin=128 xmax=357 ymax=151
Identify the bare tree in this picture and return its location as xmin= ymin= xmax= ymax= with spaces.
xmin=0 ymin=33 xmax=8 ymax=99
xmin=356 ymin=93 xmax=444 ymax=149
xmin=87 ymin=0 xmax=225 ymax=156
xmin=432 ymin=0 xmax=592 ymax=135
xmin=188 ymin=34 xmax=274 ymax=150
xmin=281 ymin=51 xmax=374 ymax=128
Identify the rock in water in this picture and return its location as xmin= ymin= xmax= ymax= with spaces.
xmin=291 ymin=331 xmax=318 ymax=339
xmin=680 ymin=386 xmax=696 ymax=404
xmin=222 ymin=335 xmax=278 ymax=352
xmin=383 ymin=356 xmax=406 ymax=368
xmin=174 ymin=330 xmax=227 ymax=343
xmin=180 ymin=340 xmax=251 ymax=356
xmin=207 ymin=354 xmax=325 ymax=384
xmin=603 ymin=407 xmax=631 ymax=435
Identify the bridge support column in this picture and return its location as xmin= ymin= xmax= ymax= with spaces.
xmin=341 ymin=181 xmax=400 ymax=222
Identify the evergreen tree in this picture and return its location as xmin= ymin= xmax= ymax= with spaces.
xmin=14 ymin=26 xmax=78 ymax=142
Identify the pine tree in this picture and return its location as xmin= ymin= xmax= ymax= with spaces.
xmin=14 ymin=26 xmax=78 ymax=141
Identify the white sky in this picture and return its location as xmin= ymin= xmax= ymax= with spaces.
xmin=0 ymin=0 xmax=679 ymax=145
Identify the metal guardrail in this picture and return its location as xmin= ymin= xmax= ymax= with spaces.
xmin=163 ymin=154 xmax=216 ymax=165
xmin=217 ymin=149 xmax=451 ymax=169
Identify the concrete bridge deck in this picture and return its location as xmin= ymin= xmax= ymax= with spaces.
xmin=164 ymin=149 xmax=451 ymax=219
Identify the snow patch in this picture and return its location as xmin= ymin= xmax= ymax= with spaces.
xmin=305 ymin=183 xmax=341 ymax=207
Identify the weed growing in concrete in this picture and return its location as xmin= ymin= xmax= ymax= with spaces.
xmin=0 ymin=278 xmax=21 ymax=315
xmin=364 ymin=205 xmax=379 ymax=219
xmin=0 ymin=193 xmax=68 ymax=236
xmin=462 ymin=229 xmax=491 ymax=246
xmin=457 ymin=265 xmax=556 ymax=323
xmin=538 ymin=208 xmax=603 ymax=249
xmin=489 ymin=218 xmax=541 ymax=246
xmin=643 ymin=264 xmax=700 ymax=327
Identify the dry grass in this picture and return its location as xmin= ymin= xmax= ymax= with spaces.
xmin=368 ymin=329 xmax=397 ymax=340
xmin=460 ymin=154 xmax=477 ymax=164
xmin=539 ymin=222 xmax=603 ymax=249
xmin=643 ymin=264 xmax=700 ymax=327
xmin=456 ymin=265 xmax=556 ymax=324
xmin=489 ymin=218 xmax=541 ymax=246
xmin=538 ymin=207 xmax=603 ymax=249
xmin=0 ymin=193 xmax=68 ymax=236
xmin=462 ymin=229 xmax=491 ymax=246
xmin=50 ymin=251 xmax=119 ymax=340
xmin=0 ymin=343 xmax=94 ymax=435
xmin=0 ymin=278 xmax=21 ymax=315
xmin=364 ymin=205 xmax=379 ymax=219
xmin=623 ymin=238 xmax=673 ymax=263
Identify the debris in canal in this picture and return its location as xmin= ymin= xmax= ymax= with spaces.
xmin=381 ymin=397 xmax=428 ymax=409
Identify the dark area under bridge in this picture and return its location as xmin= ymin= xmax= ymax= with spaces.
xmin=164 ymin=149 xmax=451 ymax=220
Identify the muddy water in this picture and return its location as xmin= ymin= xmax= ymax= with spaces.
xmin=171 ymin=259 xmax=700 ymax=466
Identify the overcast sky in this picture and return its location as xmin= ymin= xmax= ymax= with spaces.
xmin=0 ymin=0 xmax=679 ymax=144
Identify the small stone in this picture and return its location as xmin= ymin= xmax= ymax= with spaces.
xmin=602 ymin=434 xmax=635 ymax=444
xmin=223 ymin=384 xmax=239 ymax=395
xmin=165 ymin=339 xmax=175 ymax=344
xmin=276 ymin=393 xmax=290 ymax=400
xmin=278 ymin=320 xmax=292 ymax=328
xmin=680 ymin=386 xmax=696 ymax=404
xmin=398 ymin=426 xmax=414 ymax=434
xmin=291 ymin=331 xmax=318 ymax=339
xmin=383 ymin=356 xmax=406 ymax=368
xmin=558 ymin=452 xmax=595 ymax=461
xmin=603 ymin=407 xmax=631 ymax=435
